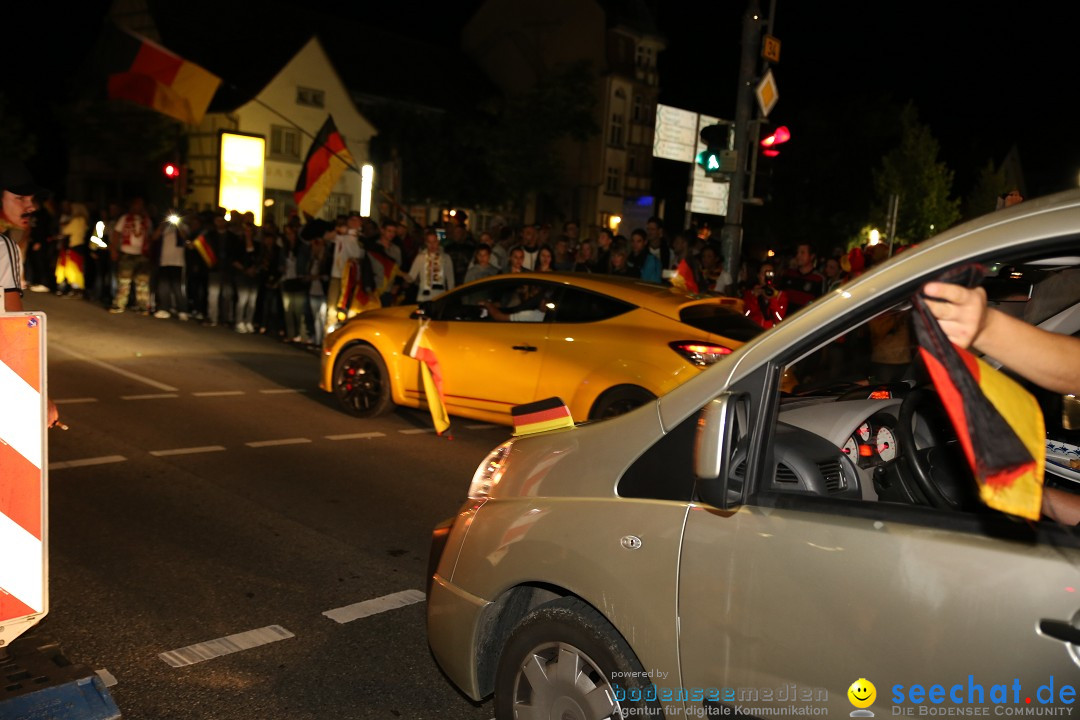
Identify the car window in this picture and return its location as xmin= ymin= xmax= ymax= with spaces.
xmin=549 ymin=287 xmax=634 ymax=323
xmin=431 ymin=280 xmax=558 ymax=322
xmin=679 ymin=304 xmax=764 ymax=342
xmin=736 ymin=251 xmax=1080 ymax=538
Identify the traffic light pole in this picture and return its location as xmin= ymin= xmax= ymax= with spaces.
xmin=721 ymin=0 xmax=767 ymax=285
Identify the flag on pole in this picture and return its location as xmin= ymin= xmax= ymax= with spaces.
xmin=105 ymin=26 xmax=221 ymax=125
xmin=912 ymin=267 xmax=1044 ymax=520
xmin=369 ymin=249 xmax=409 ymax=306
xmin=405 ymin=320 xmax=450 ymax=435
xmin=294 ymin=116 xmax=356 ymax=218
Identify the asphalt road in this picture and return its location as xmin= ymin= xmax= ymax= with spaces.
xmin=17 ymin=292 xmax=508 ymax=719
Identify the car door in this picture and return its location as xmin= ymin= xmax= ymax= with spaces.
xmin=410 ymin=279 xmax=552 ymax=418
xmin=675 ymin=343 xmax=1080 ymax=718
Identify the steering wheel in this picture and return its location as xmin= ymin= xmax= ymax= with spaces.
xmin=896 ymin=388 xmax=966 ymax=510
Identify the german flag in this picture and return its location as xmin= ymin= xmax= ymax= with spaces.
xmin=192 ymin=234 xmax=217 ymax=268
xmin=670 ymin=258 xmax=699 ymax=294
xmin=369 ymin=249 xmax=408 ymax=305
xmin=54 ymin=250 xmax=84 ymax=290
xmin=405 ymin=320 xmax=450 ymax=435
xmin=294 ymin=116 xmax=356 ymax=218
xmin=105 ymin=26 xmax=220 ymax=125
xmin=511 ymin=397 xmax=574 ymax=436
xmin=913 ymin=267 xmax=1044 ymax=520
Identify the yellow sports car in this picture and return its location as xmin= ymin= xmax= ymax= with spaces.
xmin=318 ymin=272 xmax=761 ymax=424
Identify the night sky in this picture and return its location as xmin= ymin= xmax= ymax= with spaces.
xmin=8 ymin=1 xmax=1080 ymax=203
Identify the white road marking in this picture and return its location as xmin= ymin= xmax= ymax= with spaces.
xmin=51 ymin=343 xmax=179 ymax=391
xmin=95 ymin=668 xmax=118 ymax=688
xmin=122 ymin=393 xmax=179 ymax=401
xmin=150 ymin=446 xmax=227 ymax=457
xmin=399 ymin=428 xmax=436 ymax=435
xmin=325 ymin=432 xmax=386 ymax=441
xmin=465 ymin=424 xmax=500 ymax=430
xmin=158 ymin=625 xmax=294 ymax=668
xmin=322 ymin=589 xmax=426 ymax=624
xmin=258 ymin=388 xmax=306 ymax=394
xmin=192 ymin=390 xmax=245 ymax=397
xmin=245 ymin=438 xmax=312 ymax=448
xmin=53 ymin=397 xmax=98 ymax=405
xmin=50 ymin=455 xmax=127 ymax=470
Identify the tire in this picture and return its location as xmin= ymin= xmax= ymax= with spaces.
xmin=494 ymin=598 xmax=662 ymax=720
xmin=589 ymin=385 xmax=656 ymax=421
xmin=332 ymin=345 xmax=394 ymax=417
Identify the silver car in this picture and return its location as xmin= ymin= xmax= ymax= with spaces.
xmin=427 ymin=190 xmax=1080 ymax=719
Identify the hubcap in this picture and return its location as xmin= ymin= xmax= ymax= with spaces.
xmin=512 ymin=642 xmax=621 ymax=720
xmin=337 ymin=355 xmax=383 ymax=411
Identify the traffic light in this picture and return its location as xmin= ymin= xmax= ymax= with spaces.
xmin=697 ymin=123 xmax=733 ymax=179
xmin=759 ymin=125 xmax=791 ymax=157
xmin=178 ymin=165 xmax=194 ymax=196
xmin=163 ymin=162 xmax=180 ymax=181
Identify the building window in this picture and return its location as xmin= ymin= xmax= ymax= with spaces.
xmin=606 ymin=167 xmax=621 ymax=195
xmin=628 ymin=152 xmax=637 ymax=176
xmin=325 ymin=192 xmax=352 ymax=220
xmin=610 ymin=113 xmax=625 ymax=147
xmin=269 ymin=125 xmax=301 ymax=160
xmin=633 ymin=94 xmax=646 ymax=124
xmin=635 ymin=45 xmax=653 ymax=69
xmin=297 ymin=86 xmax=325 ymax=108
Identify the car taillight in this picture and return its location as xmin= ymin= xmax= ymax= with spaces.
xmin=670 ymin=341 xmax=733 ymax=367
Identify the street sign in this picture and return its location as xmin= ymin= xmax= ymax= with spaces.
xmin=756 ymin=68 xmax=779 ymax=118
xmin=653 ymin=104 xmax=699 ymax=162
xmin=762 ymin=34 xmax=781 ymax=63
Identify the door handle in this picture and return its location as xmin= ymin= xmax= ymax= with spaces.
xmin=1039 ymin=619 xmax=1080 ymax=645
xmin=512 ymin=345 xmax=538 ymax=352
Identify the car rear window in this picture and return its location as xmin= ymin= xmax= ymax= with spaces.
xmin=680 ymin=304 xmax=764 ymax=341
xmin=550 ymin=288 xmax=635 ymax=323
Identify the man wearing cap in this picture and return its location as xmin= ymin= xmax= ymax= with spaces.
xmin=1 ymin=158 xmax=44 ymax=312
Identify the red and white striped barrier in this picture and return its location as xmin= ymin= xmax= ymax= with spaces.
xmin=0 ymin=313 xmax=48 ymax=648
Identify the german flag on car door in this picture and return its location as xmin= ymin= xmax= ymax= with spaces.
xmin=512 ymin=397 xmax=574 ymax=436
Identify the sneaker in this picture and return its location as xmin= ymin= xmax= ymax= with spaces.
xmin=178 ymin=312 xmax=190 ymax=322
xmin=235 ymin=324 xmax=249 ymax=334
xmin=30 ymin=284 xmax=50 ymax=293
xmin=108 ymin=306 xmax=125 ymax=314
xmin=154 ymin=310 xmax=171 ymax=319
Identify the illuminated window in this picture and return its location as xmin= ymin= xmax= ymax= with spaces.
xmin=296 ymin=86 xmax=325 ymax=108
xmin=269 ymin=125 xmax=301 ymax=160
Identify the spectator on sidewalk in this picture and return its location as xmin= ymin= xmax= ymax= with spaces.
xmin=151 ymin=211 xmax=189 ymax=320
xmin=109 ymin=197 xmax=154 ymax=314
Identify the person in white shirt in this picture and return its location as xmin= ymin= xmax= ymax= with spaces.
xmin=110 ymin=197 xmax=154 ymax=314
xmin=408 ymin=228 xmax=454 ymax=301
xmin=326 ymin=215 xmax=363 ymax=332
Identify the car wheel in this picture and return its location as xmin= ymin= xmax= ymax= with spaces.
xmin=333 ymin=345 xmax=393 ymax=417
xmin=494 ymin=598 xmax=661 ymax=720
xmin=589 ymin=385 xmax=656 ymax=421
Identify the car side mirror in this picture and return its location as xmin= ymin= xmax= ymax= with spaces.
xmin=410 ymin=301 xmax=432 ymax=320
xmin=694 ymin=392 xmax=744 ymax=510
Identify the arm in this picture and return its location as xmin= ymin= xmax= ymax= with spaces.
xmin=923 ymin=282 xmax=1080 ymax=395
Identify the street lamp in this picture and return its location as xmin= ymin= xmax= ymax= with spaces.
xmin=868 ymin=229 xmax=881 ymax=246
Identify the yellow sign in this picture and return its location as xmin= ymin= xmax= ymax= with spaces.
xmin=218 ymin=132 xmax=266 ymax=226
xmin=755 ymin=69 xmax=779 ymax=118
xmin=762 ymin=34 xmax=781 ymax=63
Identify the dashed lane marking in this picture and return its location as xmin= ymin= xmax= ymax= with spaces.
xmin=53 ymin=397 xmax=99 ymax=405
xmin=50 ymin=455 xmax=127 ymax=471
xmin=245 ymin=438 xmax=312 ymax=448
xmin=51 ymin=343 xmax=179 ymax=392
xmin=322 ymin=589 xmax=426 ymax=624
xmin=192 ymin=390 xmax=245 ymax=397
xmin=258 ymin=388 xmax=307 ymax=394
xmin=399 ymin=428 xmax=437 ymax=435
xmin=325 ymin=432 xmax=387 ymax=440
xmin=465 ymin=424 xmax=500 ymax=430
xmin=150 ymin=446 xmax=227 ymax=457
xmin=122 ymin=393 xmax=180 ymax=401
xmin=158 ymin=625 xmax=294 ymax=668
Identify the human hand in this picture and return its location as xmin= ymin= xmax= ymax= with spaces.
xmin=47 ymin=399 xmax=60 ymax=428
xmin=922 ymin=282 xmax=988 ymax=349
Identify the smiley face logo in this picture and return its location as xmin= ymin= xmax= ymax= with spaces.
xmin=848 ymin=678 xmax=877 ymax=709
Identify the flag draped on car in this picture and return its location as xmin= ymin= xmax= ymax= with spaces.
xmin=294 ymin=116 xmax=355 ymax=218
xmin=104 ymin=26 xmax=221 ymax=125
xmin=912 ymin=267 xmax=1044 ymax=520
xmin=670 ymin=259 xmax=699 ymax=294
xmin=405 ymin=320 xmax=450 ymax=435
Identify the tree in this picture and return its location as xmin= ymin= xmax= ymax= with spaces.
xmin=963 ymin=159 xmax=1007 ymax=220
xmin=871 ymin=103 xmax=960 ymax=243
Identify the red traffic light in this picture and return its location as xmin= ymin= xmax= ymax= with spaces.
xmin=163 ymin=162 xmax=180 ymax=179
xmin=760 ymin=125 xmax=791 ymax=157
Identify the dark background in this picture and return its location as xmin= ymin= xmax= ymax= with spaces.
xmin=7 ymin=1 xmax=1079 ymax=218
